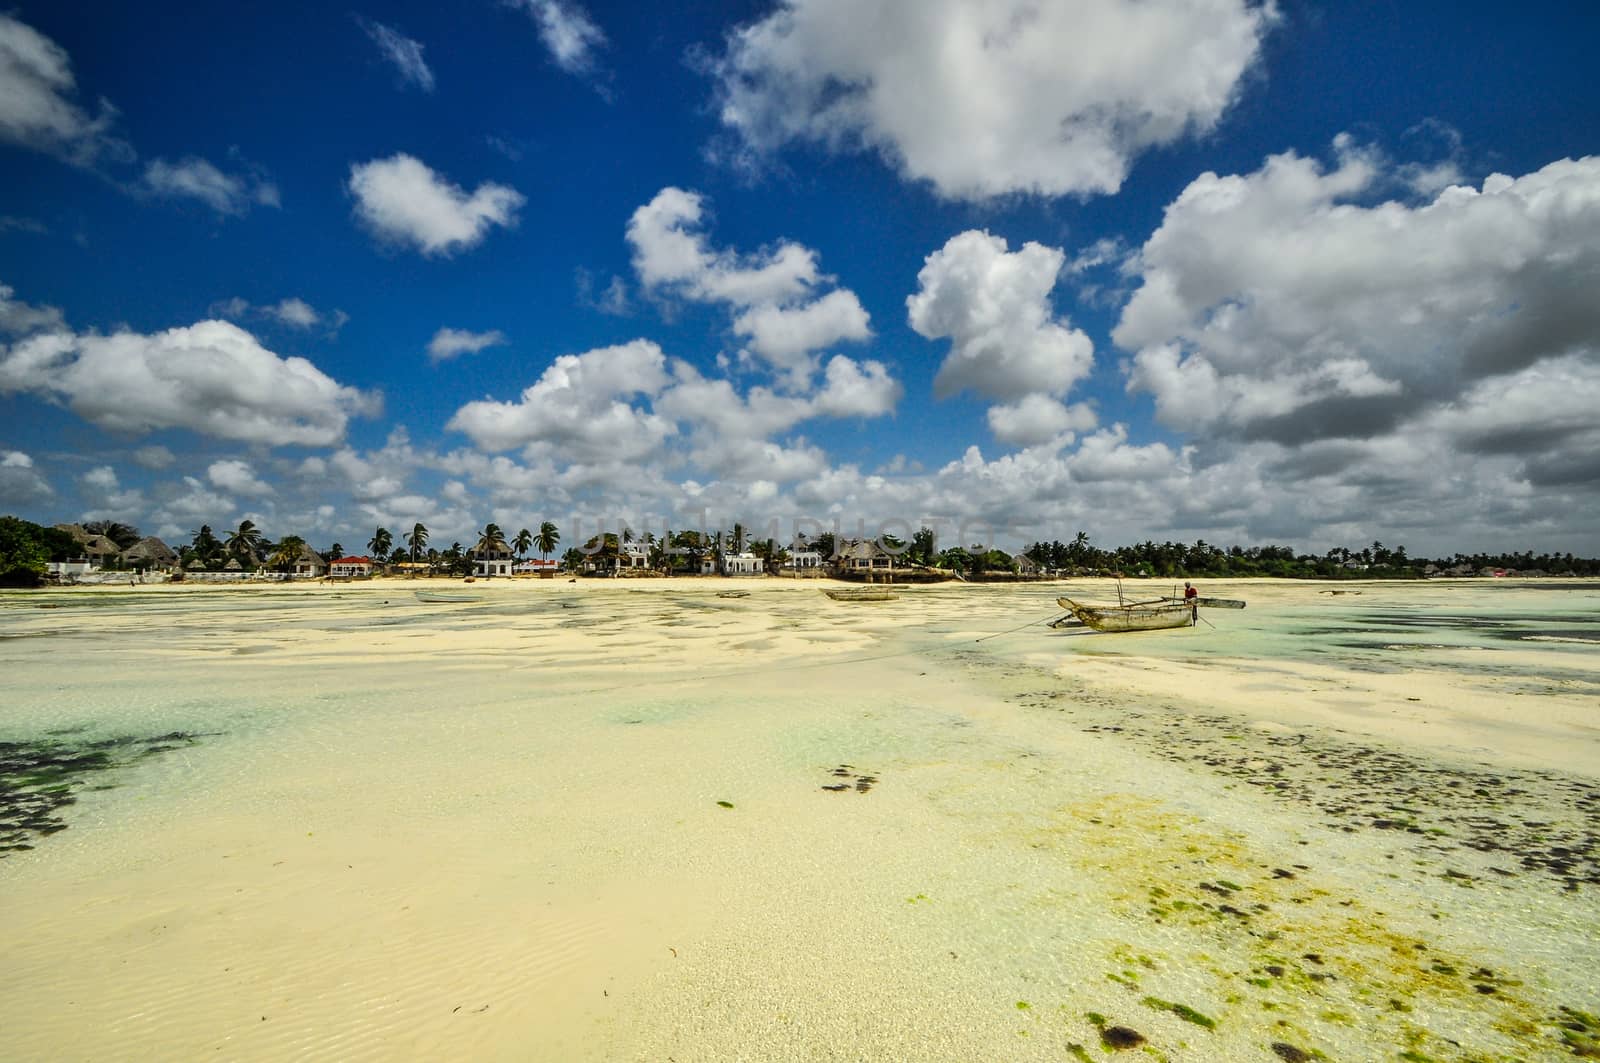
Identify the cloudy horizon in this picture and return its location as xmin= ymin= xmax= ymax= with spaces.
xmin=4 ymin=3 xmax=1599 ymax=557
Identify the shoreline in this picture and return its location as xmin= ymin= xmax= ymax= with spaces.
xmin=19 ymin=572 xmax=1600 ymax=592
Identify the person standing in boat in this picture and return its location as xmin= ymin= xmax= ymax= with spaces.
xmin=1183 ymin=581 xmax=1198 ymax=625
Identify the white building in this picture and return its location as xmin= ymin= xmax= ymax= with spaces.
xmin=782 ymin=549 xmax=822 ymax=574
xmin=721 ymin=552 xmax=763 ymax=576
xmin=329 ymin=555 xmax=376 ymax=578
xmin=472 ymin=539 xmax=514 ymax=577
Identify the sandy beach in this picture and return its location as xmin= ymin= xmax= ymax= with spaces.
xmin=2 ymin=577 xmax=1597 ymax=1060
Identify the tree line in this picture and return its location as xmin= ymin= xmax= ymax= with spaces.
xmin=1020 ymin=535 xmax=1600 ymax=579
xmin=5 ymin=511 xmax=1599 ymax=586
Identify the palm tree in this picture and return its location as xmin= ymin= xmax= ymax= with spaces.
xmin=405 ymin=523 xmax=429 ymax=566
xmin=514 ymin=527 xmax=533 ymax=561
xmin=536 ymin=521 xmax=559 ymax=562
xmin=475 ymin=522 xmax=508 ymax=554
xmin=85 ymin=520 xmax=141 ymax=550
xmin=1068 ymin=530 xmax=1091 ymax=568
xmin=368 ymin=526 xmax=393 ymax=559
xmin=268 ymin=535 xmax=307 ymax=574
xmin=472 ymin=523 xmax=508 ymax=577
xmin=225 ymin=519 xmax=267 ymax=566
xmin=191 ymin=525 xmax=224 ymax=563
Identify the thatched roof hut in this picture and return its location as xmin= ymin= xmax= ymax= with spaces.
xmin=223 ymin=557 xmax=244 ymax=571
xmin=81 ymin=534 xmax=121 ymax=559
xmin=120 ymin=537 xmax=178 ymax=570
xmin=277 ymin=541 xmax=326 ymax=576
xmin=834 ymin=538 xmax=895 ymax=571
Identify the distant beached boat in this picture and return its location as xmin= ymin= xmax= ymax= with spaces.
xmin=716 ymin=590 xmax=750 ymax=599
xmin=414 ymin=590 xmax=483 ymax=603
xmin=824 ymin=587 xmax=899 ymax=602
xmin=1057 ymin=596 xmax=1193 ymax=632
xmin=1163 ymin=595 xmax=1246 ymax=609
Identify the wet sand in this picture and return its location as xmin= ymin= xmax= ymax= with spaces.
xmin=2 ymin=577 xmax=1597 ymax=1060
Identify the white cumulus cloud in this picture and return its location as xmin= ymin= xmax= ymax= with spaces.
xmin=986 ymin=395 xmax=1098 ymax=447
xmin=447 ymin=339 xmax=673 ymax=459
xmin=629 ymin=187 xmax=819 ymax=306
xmin=627 ymin=187 xmax=873 ymax=381
xmin=731 ymin=290 xmax=871 ymax=374
xmin=908 ymin=230 xmax=1094 ymax=401
xmin=0 ymin=302 xmax=379 ymax=446
xmin=0 ymin=447 xmax=52 ymax=505
xmin=705 ymin=0 xmax=1276 ymax=200
xmin=208 ymin=458 xmax=274 ymax=497
xmin=1115 ymin=143 xmax=1600 ymax=448
xmin=348 ymin=154 xmax=524 ymax=257
xmin=0 ymin=282 xmax=66 ymax=335
xmin=0 ymin=13 xmax=129 ymax=165
xmin=428 ymin=327 xmax=509 ymax=363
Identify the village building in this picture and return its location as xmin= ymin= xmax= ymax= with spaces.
xmin=284 ymin=542 xmax=327 ymax=579
xmin=513 ymin=558 xmax=560 ymax=576
xmin=834 ymin=538 xmax=896 ymax=578
xmin=329 ymin=555 xmax=377 ymax=578
xmin=48 ymin=525 xmax=121 ymax=571
xmin=120 ymin=537 xmax=178 ymax=573
xmin=472 ymin=543 xmax=514 ymax=578
xmin=781 ymin=548 xmax=823 ymax=576
xmin=720 ymin=551 xmax=763 ymax=576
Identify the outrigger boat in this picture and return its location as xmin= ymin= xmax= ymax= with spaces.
xmin=1057 ymin=596 xmax=1193 ymax=632
xmin=823 ymin=587 xmax=899 ymax=602
xmin=1055 ymin=589 xmax=1245 ymax=631
xmin=1160 ymin=595 xmax=1246 ymax=610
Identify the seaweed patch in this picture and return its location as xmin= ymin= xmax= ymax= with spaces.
xmin=1 ymin=731 xmax=211 ymax=855
xmin=820 ymin=764 xmax=878 ymax=794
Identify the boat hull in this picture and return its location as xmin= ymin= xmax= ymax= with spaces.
xmin=824 ymin=588 xmax=898 ymax=602
xmin=1162 ymin=595 xmax=1246 ymax=609
xmin=1057 ymin=597 xmax=1193 ymax=632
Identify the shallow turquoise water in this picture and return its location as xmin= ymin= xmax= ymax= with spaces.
xmin=2 ymin=580 xmax=1598 ymax=1061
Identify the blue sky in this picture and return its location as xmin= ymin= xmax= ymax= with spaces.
xmin=4 ymin=1 xmax=1600 ymax=556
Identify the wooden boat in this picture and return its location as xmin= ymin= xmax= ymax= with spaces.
xmin=1057 ymin=596 xmax=1193 ymax=632
xmin=1162 ymin=595 xmax=1246 ymax=609
xmin=823 ymin=588 xmax=898 ymax=602
xmin=414 ymin=590 xmax=483 ymax=603
xmin=716 ymin=590 xmax=750 ymax=599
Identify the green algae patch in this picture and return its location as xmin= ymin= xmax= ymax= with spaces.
xmin=1558 ymin=1006 xmax=1600 ymax=1057
xmin=2 ymin=731 xmax=211 ymax=855
xmin=1141 ymin=996 xmax=1216 ymax=1029
xmin=1012 ymin=793 xmax=1590 ymax=1061
xmin=715 ymin=800 xmax=734 ymax=808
